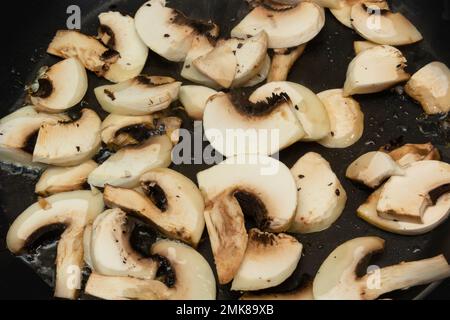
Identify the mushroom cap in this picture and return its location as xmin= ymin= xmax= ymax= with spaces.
xmin=88 ymin=135 xmax=172 ymax=188
xmin=231 ymin=2 xmax=325 ymax=48
xmin=358 ymin=189 xmax=450 ymax=236
xmin=346 ymin=151 xmax=404 ymax=188
xmin=98 ymin=11 xmax=149 ymax=83
xmin=47 ymin=30 xmax=119 ymax=76
xmin=95 ymin=76 xmax=181 ymax=116
xmin=317 ymin=89 xmax=364 ymax=148
xmin=343 ymin=45 xmax=410 ymax=96
xmin=377 ymin=160 xmax=450 ymax=223
xmin=405 ymin=61 xmax=450 ymax=114
xmin=30 ymin=58 xmax=88 ymax=113
xmin=351 ymin=3 xmax=423 ymax=46
xmin=197 ymin=154 xmax=298 ymax=232
xmin=35 ymin=160 xmax=98 ymax=196
xmin=33 ymin=108 xmax=102 ymax=167
xmin=250 ymin=81 xmax=330 ymax=141
xmin=290 ymin=152 xmax=347 ymax=234
xmin=89 ymin=209 xmax=158 ymax=279
xmin=135 ymin=0 xmax=219 ymax=62
xmin=203 ymin=92 xmax=305 ymax=157
xmin=231 ymin=228 xmax=303 ymax=291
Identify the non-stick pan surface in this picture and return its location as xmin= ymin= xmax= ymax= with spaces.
xmin=0 ymin=0 xmax=449 ymax=300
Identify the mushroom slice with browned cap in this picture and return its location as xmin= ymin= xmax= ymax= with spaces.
xmin=47 ymin=30 xmax=119 ymax=76
xmin=100 ymin=114 xmax=157 ymax=150
xmin=231 ymin=1 xmax=325 ymax=49
xmin=103 ymin=168 xmax=205 ymax=247
xmin=343 ymin=45 xmax=410 ymax=96
xmin=197 ymin=155 xmax=298 ymax=232
xmin=204 ymin=191 xmax=248 ymax=285
xmin=95 ymin=75 xmax=181 ymax=116
xmin=29 ymin=58 xmax=87 ymax=113
xmin=98 ymin=12 xmax=149 ymax=83
xmin=405 ymin=62 xmax=450 ymax=115
xmin=33 ymin=108 xmax=102 ymax=167
xmin=203 ymin=92 xmax=305 ymax=157
xmin=267 ymin=44 xmax=306 ymax=82
xmin=317 ymin=89 xmax=364 ymax=148
xmin=85 ymin=239 xmax=216 ymax=300
xmin=6 ymin=190 xmax=104 ymax=299
xmin=351 ymin=3 xmax=423 ymax=46
xmin=88 ymin=209 xmax=158 ymax=279
xmin=0 ymin=106 xmax=66 ymax=169
xmin=377 ymin=160 xmax=450 ymax=223
xmin=313 ymin=237 xmax=450 ymax=300
xmin=179 ymin=85 xmax=218 ymax=120
xmin=134 ymin=0 xmax=219 ymax=62
xmin=231 ymin=229 xmax=303 ymax=291
xmin=290 ymin=152 xmax=347 ymax=234
xmin=346 ymin=151 xmax=404 ymax=188
xmin=358 ymin=189 xmax=450 ymax=236
xmin=353 ymin=40 xmax=378 ymax=55
xmin=36 ymin=160 xmax=98 ymax=196
xmin=88 ymin=135 xmax=172 ymax=189
xmin=382 ymin=142 xmax=441 ymax=167
xmin=250 ymin=81 xmax=330 ymax=141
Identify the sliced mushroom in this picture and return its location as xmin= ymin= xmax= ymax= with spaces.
xmin=203 ymin=92 xmax=305 ymax=157
xmin=197 ymin=155 xmax=298 ymax=232
xmin=346 ymin=151 xmax=404 ymax=188
xmin=330 ymin=0 xmax=387 ymax=29
xmin=47 ymin=30 xmax=119 ymax=76
xmin=313 ymin=237 xmax=450 ymax=300
xmin=267 ymin=44 xmax=306 ymax=82
xmin=179 ymin=85 xmax=218 ymax=120
xmin=343 ymin=45 xmax=410 ymax=96
xmin=134 ymin=0 xmax=219 ymax=62
xmin=351 ymin=3 xmax=423 ymax=46
xmin=29 ymin=58 xmax=87 ymax=113
xmin=101 ymin=114 xmax=155 ymax=150
xmin=377 ymin=160 xmax=450 ymax=223
xmin=157 ymin=116 xmax=182 ymax=145
xmin=94 ymin=75 xmax=181 ymax=116
xmin=309 ymin=0 xmax=343 ymax=9
xmin=180 ymin=36 xmax=219 ymax=88
xmin=317 ymin=89 xmax=364 ymax=148
xmin=244 ymin=54 xmax=271 ymax=87
xmin=0 ymin=106 xmax=66 ymax=169
xmin=358 ymin=189 xmax=450 ymax=235
xmin=103 ymin=168 xmax=205 ymax=247
xmin=290 ymin=152 xmax=347 ymax=234
xmin=404 ymin=62 xmax=450 ymax=115
xmin=98 ymin=11 xmax=149 ymax=83
xmin=88 ymin=135 xmax=172 ymax=188
xmin=193 ymin=43 xmax=237 ymax=88
xmin=353 ymin=40 xmax=378 ymax=55
xmin=231 ymin=229 xmax=303 ymax=291
xmin=240 ymin=282 xmax=314 ymax=300
xmin=250 ymin=81 xmax=330 ymax=141
xmin=231 ymin=2 xmax=325 ymax=48
xmin=6 ymin=190 xmax=104 ymax=299
xmin=35 ymin=160 xmax=98 ymax=196
xmin=383 ymin=142 xmax=441 ymax=167
xmin=85 ymin=239 xmax=216 ymax=300
xmin=88 ymin=209 xmax=158 ymax=279
xmin=33 ymin=108 xmax=102 ymax=167
xmin=204 ymin=191 xmax=248 ymax=285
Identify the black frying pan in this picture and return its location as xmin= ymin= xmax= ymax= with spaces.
xmin=0 ymin=0 xmax=449 ymax=300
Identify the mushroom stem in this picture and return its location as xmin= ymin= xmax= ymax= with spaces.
xmin=362 ymin=255 xmax=450 ymax=300
xmin=268 ymin=44 xmax=306 ymax=82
